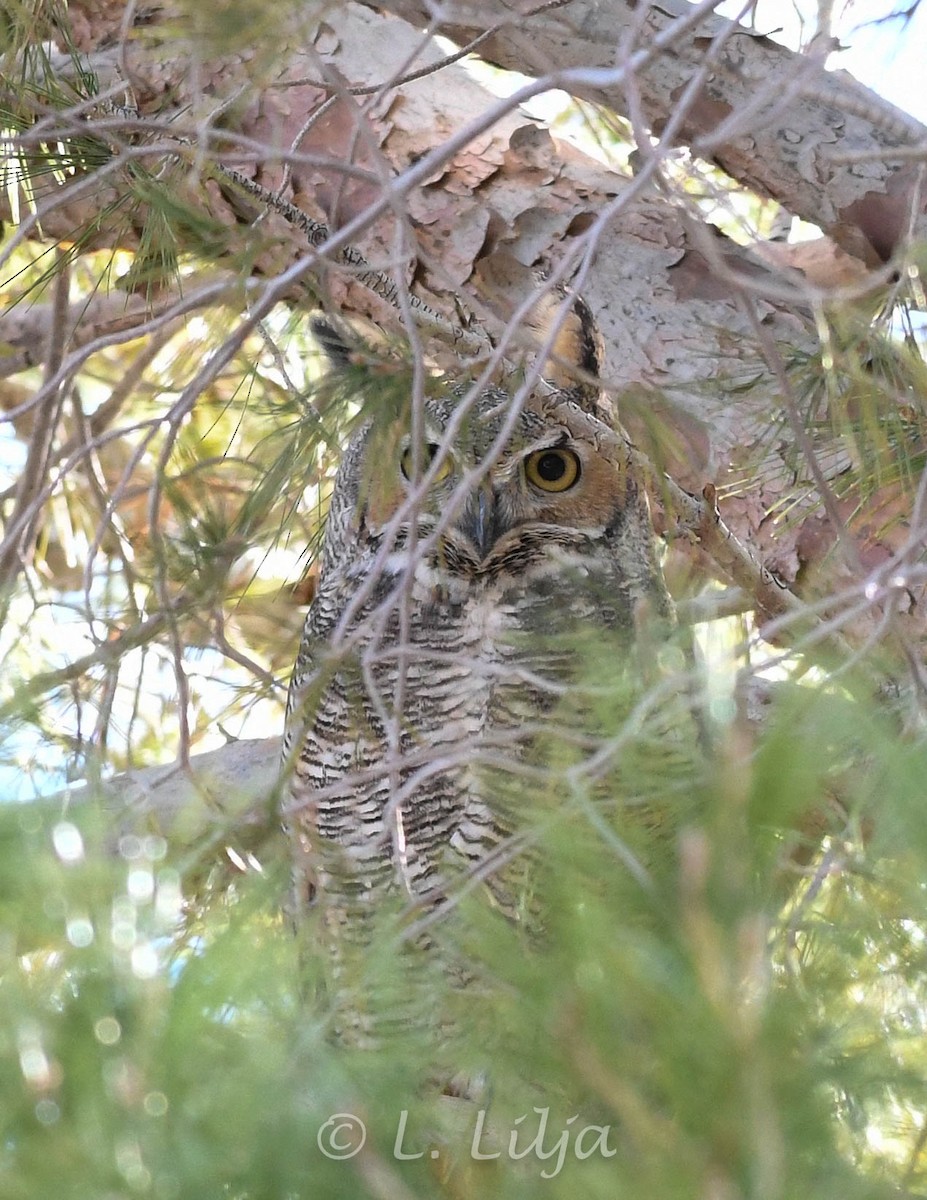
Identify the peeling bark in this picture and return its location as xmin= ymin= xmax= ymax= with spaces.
xmin=2 ymin=0 xmax=925 ymax=661
xmin=364 ymin=0 xmax=927 ymax=265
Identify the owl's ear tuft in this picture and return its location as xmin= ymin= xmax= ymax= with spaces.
xmin=310 ymin=315 xmax=355 ymax=370
xmin=546 ymin=293 xmax=602 ymax=386
xmin=527 ymin=290 xmax=613 ymax=424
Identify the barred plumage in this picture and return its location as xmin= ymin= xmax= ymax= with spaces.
xmin=282 ymin=338 xmax=675 ymax=957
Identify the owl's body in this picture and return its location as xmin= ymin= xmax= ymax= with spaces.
xmin=283 ymin=364 xmax=674 ymax=942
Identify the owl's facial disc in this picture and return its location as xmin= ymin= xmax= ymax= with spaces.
xmin=455 ymin=444 xmax=584 ymax=558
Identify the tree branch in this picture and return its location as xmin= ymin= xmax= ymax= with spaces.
xmin=364 ymin=0 xmax=927 ymax=265
xmin=59 ymin=737 xmax=282 ymax=850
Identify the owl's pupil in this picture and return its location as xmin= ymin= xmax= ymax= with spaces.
xmin=536 ymin=452 xmax=566 ymax=482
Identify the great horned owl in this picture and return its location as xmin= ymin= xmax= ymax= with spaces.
xmin=282 ymin=308 xmax=680 ymax=975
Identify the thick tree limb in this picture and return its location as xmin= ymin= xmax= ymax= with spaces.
xmin=60 ymin=737 xmax=282 ymax=850
xmin=0 ymin=291 xmax=194 ymax=383
xmin=364 ymin=0 xmax=927 ymax=266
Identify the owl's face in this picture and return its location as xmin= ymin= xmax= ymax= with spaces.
xmin=356 ymin=389 xmax=633 ymax=576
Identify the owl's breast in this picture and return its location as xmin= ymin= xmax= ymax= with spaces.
xmin=286 ymin=533 xmax=607 ymax=901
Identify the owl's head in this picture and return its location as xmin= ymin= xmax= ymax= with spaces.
xmin=313 ymin=311 xmax=657 ymax=591
xmin=355 ymin=390 xmax=636 ymax=574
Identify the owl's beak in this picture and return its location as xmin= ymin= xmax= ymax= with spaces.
xmin=459 ymin=485 xmax=503 ymax=559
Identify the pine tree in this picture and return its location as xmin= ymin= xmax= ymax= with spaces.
xmin=2 ymin=2 xmax=927 ymax=1196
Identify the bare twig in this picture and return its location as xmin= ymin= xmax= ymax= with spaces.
xmin=0 ymin=253 xmax=72 ymax=612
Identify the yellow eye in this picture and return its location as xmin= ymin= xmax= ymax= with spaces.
xmin=400 ymin=442 xmax=452 ymax=483
xmin=524 ymin=448 xmax=581 ymax=493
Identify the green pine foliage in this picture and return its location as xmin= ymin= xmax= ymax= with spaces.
xmin=3 ymin=664 xmax=927 ymax=1197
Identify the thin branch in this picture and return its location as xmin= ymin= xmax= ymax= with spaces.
xmin=0 ymin=253 xmax=72 ymax=611
xmin=0 ymin=612 xmax=170 ymax=724
xmin=210 ymin=162 xmax=489 ymax=357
